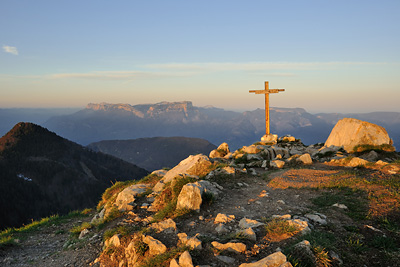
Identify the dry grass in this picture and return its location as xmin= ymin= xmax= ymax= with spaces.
xmin=268 ymin=167 xmax=400 ymax=218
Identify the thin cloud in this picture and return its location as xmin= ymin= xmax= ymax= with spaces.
xmin=31 ymin=61 xmax=388 ymax=81
xmin=145 ymin=61 xmax=386 ymax=72
xmin=2 ymin=45 xmax=18 ymax=55
xmin=49 ymin=70 xmax=197 ymax=80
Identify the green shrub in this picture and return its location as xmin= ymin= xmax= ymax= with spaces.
xmin=70 ymin=222 xmax=92 ymax=237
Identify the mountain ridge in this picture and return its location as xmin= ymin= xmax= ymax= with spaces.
xmin=0 ymin=122 xmax=148 ymax=230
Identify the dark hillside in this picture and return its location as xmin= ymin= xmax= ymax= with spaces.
xmin=88 ymin=137 xmax=216 ymax=171
xmin=0 ymin=122 xmax=148 ymax=230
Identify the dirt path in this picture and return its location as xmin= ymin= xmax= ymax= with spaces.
xmin=0 ymin=215 xmax=101 ymax=266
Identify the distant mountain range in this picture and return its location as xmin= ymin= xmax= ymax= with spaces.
xmin=88 ymin=137 xmax=217 ymax=171
xmin=0 ymin=102 xmax=398 ymax=150
xmin=0 ymin=122 xmax=148 ymax=230
xmin=39 ymin=102 xmax=399 ymax=150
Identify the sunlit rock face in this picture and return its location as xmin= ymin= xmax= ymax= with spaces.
xmin=325 ymin=118 xmax=392 ymax=152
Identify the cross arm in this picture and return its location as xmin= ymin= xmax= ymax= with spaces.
xmin=249 ymin=89 xmax=285 ymax=94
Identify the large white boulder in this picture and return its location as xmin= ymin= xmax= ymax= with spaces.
xmin=325 ymin=118 xmax=392 ymax=152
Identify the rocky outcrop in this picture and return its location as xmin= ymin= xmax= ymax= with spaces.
xmin=153 ymin=154 xmax=211 ymax=192
xmin=325 ymin=118 xmax=393 ymax=152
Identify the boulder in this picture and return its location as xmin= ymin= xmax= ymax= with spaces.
xmin=270 ymin=160 xmax=285 ymax=169
xmin=105 ymin=234 xmax=121 ymax=248
xmin=209 ymin=143 xmax=230 ymax=158
xmin=211 ymin=241 xmax=247 ymax=254
xmin=176 ymin=183 xmax=203 ymax=212
xmin=279 ymin=135 xmax=296 ymax=142
xmin=151 ymin=169 xmax=168 ymax=177
xmin=296 ymin=153 xmax=312 ymax=165
xmin=241 ymin=145 xmax=261 ymax=154
xmin=115 ymin=184 xmax=150 ymax=212
xmin=125 ymin=240 xmax=140 ymax=267
xmin=346 ymin=157 xmax=370 ymax=167
xmin=178 ymin=251 xmax=194 ymax=267
xmin=177 ymin=233 xmax=202 ymax=250
xmin=153 ymin=154 xmax=211 ymax=192
xmin=236 ymin=227 xmax=257 ymax=241
xmin=325 ymin=118 xmax=393 ymax=152
xmin=143 ymin=235 xmax=167 ymax=256
xmin=239 ymin=218 xmax=264 ymax=229
xmin=239 ymin=251 xmax=289 ymax=267
xmin=261 ymin=134 xmax=278 ymax=144
xmin=150 ymin=218 xmax=177 ymax=234
xmin=214 ymin=213 xmax=235 ymax=224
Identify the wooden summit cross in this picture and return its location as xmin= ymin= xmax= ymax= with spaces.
xmin=249 ymin=81 xmax=285 ymax=136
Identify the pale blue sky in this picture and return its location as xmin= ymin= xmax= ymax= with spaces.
xmin=1 ymin=0 xmax=399 ymax=113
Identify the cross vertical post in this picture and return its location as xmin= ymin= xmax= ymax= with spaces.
xmin=265 ymin=81 xmax=270 ymax=135
xmin=249 ymin=81 xmax=285 ymax=138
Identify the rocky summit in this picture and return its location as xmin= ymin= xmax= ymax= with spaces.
xmin=1 ymin=119 xmax=399 ymax=266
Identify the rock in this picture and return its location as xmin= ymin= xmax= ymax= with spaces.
xmin=272 ymin=214 xmax=291 ymax=220
xmin=153 ymin=154 xmax=211 ymax=192
xmin=239 ymin=218 xmax=264 ymax=229
xmin=209 ymin=143 xmax=230 ymax=158
xmin=279 ymin=135 xmax=296 ymax=142
xmin=332 ymin=203 xmax=348 ymax=209
xmin=78 ymin=228 xmax=90 ymax=240
xmin=91 ymin=208 xmax=105 ymax=224
xmin=305 ymin=214 xmax=327 ymax=225
xmin=150 ymin=218 xmax=177 ymax=234
xmin=216 ymin=255 xmax=236 ymax=264
xmin=151 ymin=169 xmax=168 ymax=177
xmin=179 ymin=251 xmax=194 ymax=267
xmin=261 ymin=134 xmax=278 ymax=144
xmin=170 ymin=258 xmax=180 ymax=267
xmin=270 ymin=160 xmax=285 ymax=169
xmin=238 ymin=251 xmax=288 ymax=267
xmin=329 ymin=250 xmax=343 ymax=266
xmin=291 ymin=240 xmax=316 ymax=266
xmin=215 ymin=224 xmax=229 ymax=234
xmin=241 ymin=145 xmax=261 ymax=154
xmin=177 ymin=233 xmax=202 ymax=250
xmin=361 ymin=150 xmax=379 ymax=162
xmin=125 ymin=240 xmax=139 ymax=267
xmin=176 ymin=183 xmax=203 ymax=212
xmin=296 ymin=153 xmax=312 ymax=165
xmin=222 ymin=166 xmax=236 ymax=174
xmin=105 ymin=234 xmax=121 ymax=248
xmin=325 ymin=118 xmax=393 ymax=153
xmin=115 ymin=184 xmax=150 ymax=212
xmin=211 ymin=241 xmax=247 ymax=254
xmin=376 ymin=160 xmax=388 ymax=166
xmin=214 ymin=213 xmax=235 ymax=224
xmin=346 ymin=157 xmax=370 ymax=167
xmin=236 ymin=227 xmax=257 ymax=241
xmin=197 ymin=180 xmax=222 ymax=199
xmin=143 ymin=235 xmax=167 ymax=256
xmin=287 ymin=219 xmax=311 ymax=235
xmin=218 ymin=142 xmax=230 ymax=153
